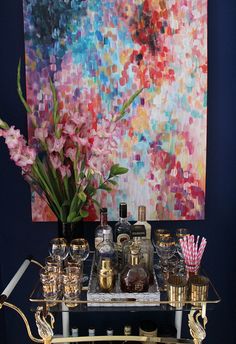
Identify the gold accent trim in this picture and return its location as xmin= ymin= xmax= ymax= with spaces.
xmin=35 ymin=306 xmax=54 ymax=344
xmin=50 ymin=335 xmax=193 ymax=343
xmin=2 ymin=302 xmax=43 ymax=343
xmin=31 ymin=259 xmax=44 ymax=269
xmin=188 ymin=308 xmax=208 ymax=344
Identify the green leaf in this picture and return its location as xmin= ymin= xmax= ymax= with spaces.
xmin=79 ymin=209 xmax=89 ymax=218
xmin=17 ymin=60 xmax=32 ymax=114
xmin=71 ymin=216 xmax=82 ymax=223
xmin=69 ymin=193 xmax=78 ymax=214
xmin=109 ymin=164 xmax=129 ymax=178
xmin=78 ymin=191 xmax=87 ymax=202
xmin=99 ymin=184 xmax=112 ymax=192
xmin=115 ymin=88 xmax=144 ymax=122
xmin=86 ymin=185 xmax=96 ymax=197
xmin=0 ymin=118 xmax=9 ymax=130
xmin=108 ymin=179 xmax=118 ymax=186
xmin=67 ymin=211 xmax=77 ymax=223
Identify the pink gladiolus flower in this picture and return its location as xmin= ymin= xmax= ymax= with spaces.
xmin=77 ymin=137 xmax=88 ymax=146
xmin=59 ymin=164 xmax=71 ymax=178
xmin=49 ymin=153 xmax=62 ymax=170
xmin=63 ymin=122 xmax=76 ymax=136
xmin=69 ymin=112 xmax=87 ymax=127
xmin=2 ymin=126 xmax=36 ymax=172
xmin=47 ymin=135 xmax=66 ymax=153
xmin=65 ymin=147 xmax=77 ymax=161
xmin=34 ymin=127 xmax=49 ymax=141
xmin=4 ymin=126 xmax=22 ymax=149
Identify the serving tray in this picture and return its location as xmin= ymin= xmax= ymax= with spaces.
xmin=87 ymin=257 xmax=160 ymax=307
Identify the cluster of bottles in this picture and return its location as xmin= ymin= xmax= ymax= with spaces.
xmin=94 ymin=203 xmax=154 ymax=293
xmin=71 ymin=320 xmax=176 ymax=343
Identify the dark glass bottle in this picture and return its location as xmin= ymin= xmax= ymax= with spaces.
xmin=94 ymin=208 xmax=113 ymax=249
xmin=114 ymin=202 xmax=131 ymax=270
xmin=120 ymin=243 xmax=149 ymax=292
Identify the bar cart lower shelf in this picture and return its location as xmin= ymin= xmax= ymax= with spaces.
xmin=0 ymin=255 xmax=221 ymax=344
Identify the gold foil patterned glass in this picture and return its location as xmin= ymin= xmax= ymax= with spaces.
xmin=189 ymin=275 xmax=209 ymax=306
xmin=167 ymin=275 xmax=187 ymax=308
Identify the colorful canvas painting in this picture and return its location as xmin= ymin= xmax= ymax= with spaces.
xmin=23 ymin=0 xmax=207 ymax=221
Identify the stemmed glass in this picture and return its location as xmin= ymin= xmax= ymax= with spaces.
xmin=153 ymin=229 xmax=171 ymax=272
xmin=154 ymin=234 xmax=176 ymax=289
xmin=175 ymin=228 xmax=190 ymax=276
xmin=70 ymin=238 xmax=90 ymax=261
xmin=49 ymin=238 xmax=69 ymax=262
xmin=70 ymin=238 xmax=90 ymax=283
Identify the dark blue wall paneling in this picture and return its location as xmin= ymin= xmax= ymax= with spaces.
xmin=0 ymin=1 xmax=236 ymax=343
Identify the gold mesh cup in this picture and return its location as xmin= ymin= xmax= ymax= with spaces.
xmin=167 ymin=275 xmax=187 ymax=308
xmin=189 ymin=275 xmax=209 ymax=306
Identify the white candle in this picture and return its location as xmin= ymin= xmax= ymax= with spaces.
xmin=1 ymin=259 xmax=31 ymax=298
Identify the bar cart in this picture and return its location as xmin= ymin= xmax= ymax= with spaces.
xmin=0 ymin=253 xmax=221 ymax=344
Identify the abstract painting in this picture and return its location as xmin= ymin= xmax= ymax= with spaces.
xmin=23 ymin=0 xmax=207 ymax=221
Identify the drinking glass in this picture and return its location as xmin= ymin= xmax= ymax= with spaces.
xmin=62 ymin=272 xmax=81 ymax=308
xmin=175 ymin=228 xmax=190 ymax=259
xmin=153 ymin=229 xmax=171 ymax=271
xmin=49 ymin=238 xmax=69 ymax=262
xmin=70 ymin=238 xmax=90 ymax=261
xmin=40 ymin=269 xmax=58 ymax=306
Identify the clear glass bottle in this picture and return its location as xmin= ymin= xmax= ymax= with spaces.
xmin=134 ymin=205 xmax=152 ymax=240
xmin=95 ymin=228 xmax=118 ymax=271
xmin=123 ymin=225 xmax=154 ymax=284
xmin=121 ymin=325 xmax=136 ymax=344
xmin=106 ymin=328 xmax=114 ymax=344
xmin=71 ymin=327 xmax=79 ymax=344
xmin=94 ymin=208 xmax=113 ymax=249
xmin=88 ymin=327 xmax=95 ymax=344
xmin=120 ymin=243 xmax=149 ymax=292
xmin=114 ymin=202 xmax=131 ymax=270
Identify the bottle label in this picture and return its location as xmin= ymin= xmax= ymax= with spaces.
xmin=95 ymin=237 xmax=103 ymax=249
xmin=117 ymin=233 xmax=130 ymax=246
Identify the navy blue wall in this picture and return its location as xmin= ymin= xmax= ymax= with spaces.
xmin=0 ymin=1 xmax=235 ymax=343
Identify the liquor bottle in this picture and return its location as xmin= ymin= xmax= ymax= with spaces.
xmin=94 ymin=208 xmax=113 ymax=249
xmin=134 ymin=205 xmax=152 ymax=240
xmin=71 ymin=327 xmax=78 ymax=344
xmin=114 ymin=202 xmax=131 ymax=270
xmin=122 ymin=325 xmax=137 ymax=344
xmin=106 ymin=328 xmax=114 ymax=344
xmin=139 ymin=320 xmax=157 ymax=344
xmin=120 ymin=243 xmax=149 ymax=292
xmin=88 ymin=326 xmax=95 ymax=344
xmin=123 ymin=225 xmax=154 ymax=284
xmin=95 ymin=228 xmax=118 ymax=272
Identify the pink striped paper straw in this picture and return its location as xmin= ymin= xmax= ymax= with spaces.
xmin=197 ymin=237 xmax=207 ymax=266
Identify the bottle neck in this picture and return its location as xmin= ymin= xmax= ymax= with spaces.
xmin=138 ymin=206 xmax=146 ymax=222
xmin=119 ymin=217 xmax=128 ymax=223
xmin=130 ymin=253 xmax=139 ymax=265
xmin=101 ymin=213 xmax=108 ymax=226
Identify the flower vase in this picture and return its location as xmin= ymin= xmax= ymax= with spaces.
xmin=58 ymin=221 xmax=84 ymax=243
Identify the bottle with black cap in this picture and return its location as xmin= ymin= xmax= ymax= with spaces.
xmin=114 ymin=202 xmax=131 ymax=270
xmin=95 ymin=208 xmax=113 ymax=249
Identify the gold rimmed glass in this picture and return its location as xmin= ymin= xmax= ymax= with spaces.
xmin=70 ymin=238 xmax=90 ymax=262
xmin=49 ymin=237 xmax=69 ymax=262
